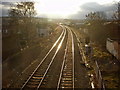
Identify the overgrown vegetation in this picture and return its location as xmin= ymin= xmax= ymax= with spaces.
xmin=74 ymin=2 xmax=120 ymax=46
xmin=71 ymin=2 xmax=120 ymax=88
xmin=2 ymin=2 xmax=57 ymax=60
xmin=80 ymin=13 xmax=119 ymax=46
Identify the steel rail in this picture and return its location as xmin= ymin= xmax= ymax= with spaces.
xmin=57 ymin=35 xmax=68 ymax=90
xmin=72 ymin=29 xmax=105 ymax=89
xmin=21 ymin=26 xmax=65 ymax=89
xmin=37 ymin=27 xmax=67 ymax=89
xmin=57 ymin=26 xmax=75 ymax=89
xmin=67 ymin=27 xmax=75 ymax=89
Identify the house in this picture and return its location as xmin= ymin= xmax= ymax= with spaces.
xmin=106 ymin=38 xmax=120 ymax=60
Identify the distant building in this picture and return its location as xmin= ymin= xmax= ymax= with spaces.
xmin=106 ymin=38 xmax=120 ymax=60
xmin=37 ymin=28 xmax=50 ymax=37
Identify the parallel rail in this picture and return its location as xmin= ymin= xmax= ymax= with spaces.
xmin=21 ymin=26 xmax=66 ymax=89
xmin=57 ymin=27 xmax=74 ymax=89
xmin=37 ymin=27 xmax=66 ymax=89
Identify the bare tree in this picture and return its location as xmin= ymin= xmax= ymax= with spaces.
xmin=112 ymin=2 xmax=120 ymax=20
xmin=9 ymin=2 xmax=37 ymax=49
xmin=86 ymin=11 xmax=106 ymax=20
xmin=9 ymin=2 xmax=36 ymax=17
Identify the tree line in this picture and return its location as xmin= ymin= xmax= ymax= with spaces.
xmin=79 ymin=2 xmax=120 ymax=46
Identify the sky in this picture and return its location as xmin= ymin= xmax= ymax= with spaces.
xmin=0 ymin=0 xmax=119 ymax=19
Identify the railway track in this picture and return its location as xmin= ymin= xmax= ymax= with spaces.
xmin=20 ymin=25 xmax=90 ymax=89
xmin=21 ymin=26 xmax=67 ymax=89
xmin=57 ymin=27 xmax=74 ymax=89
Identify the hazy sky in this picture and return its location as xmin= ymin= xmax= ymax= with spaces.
xmin=1 ymin=0 xmax=119 ymax=19
xmin=35 ymin=0 xmax=118 ymax=16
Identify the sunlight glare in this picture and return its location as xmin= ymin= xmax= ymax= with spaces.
xmin=35 ymin=0 xmax=80 ymax=18
xmin=34 ymin=0 xmax=119 ymax=18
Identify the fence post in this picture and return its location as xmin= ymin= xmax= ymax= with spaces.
xmin=95 ymin=60 xmax=105 ymax=89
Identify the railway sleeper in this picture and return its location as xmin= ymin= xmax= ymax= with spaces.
xmin=34 ymin=74 xmax=43 ymax=77
xmin=26 ymin=84 xmax=38 ymax=88
xmin=63 ymin=69 xmax=72 ymax=72
xmin=32 ymin=76 xmax=42 ymax=80
xmin=30 ymin=78 xmax=41 ymax=82
xmin=27 ymin=81 xmax=40 ymax=85
xmin=63 ymin=70 xmax=72 ymax=72
xmin=63 ymin=71 xmax=72 ymax=74
xmin=64 ymin=69 xmax=72 ymax=71
xmin=61 ymin=82 xmax=72 ymax=85
xmin=63 ymin=75 xmax=72 ymax=78
xmin=61 ymin=80 xmax=72 ymax=83
xmin=61 ymin=86 xmax=73 ymax=88
xmin=64 ymin=67 xmax=72 ymax=70
xmin=63 ymin=73 xmax=72 ymax=76
xmin=64 ymin=66 xmax=72 ymax=69
xmin=62 ymin=78 xmax=72 ymax=81
xmin=64 ymin=65 xmax=72 ymax=68
xmin=65 ymin=63 xmax=72 ymax=66
xmin=61 ymin=83 xmax=72 ymax=87
xmin=64 ymin=67 xmax=72 ymax=69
